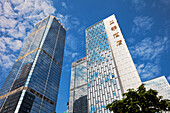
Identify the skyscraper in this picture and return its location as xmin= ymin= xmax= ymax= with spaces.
xmin=0 ymin=15 xmax=66 ymax=113
xmin=85 ymin=14 xmax=141 ymax=112
xmin=69 ymin=57 xmax=88 ymax=113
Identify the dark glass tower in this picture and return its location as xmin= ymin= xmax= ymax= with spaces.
xmin=0 ymin=15 xmax=66 ymax=113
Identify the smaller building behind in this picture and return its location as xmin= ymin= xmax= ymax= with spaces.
xmin=144 ymin=76 xmax=170 ymax=99
xmin=69 ymin=57 xmax=88 ymax=113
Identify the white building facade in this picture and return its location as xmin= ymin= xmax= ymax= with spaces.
xmin=85 ymin=14 xmax=142 ymax=113
xmin=144 ymin=76 xmax=170 ymax=100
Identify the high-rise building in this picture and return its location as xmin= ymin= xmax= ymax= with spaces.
xmin=85 ymin=14 xmax=141 ymax=113
xmin=0 ymin=15 xmax=66 ymax=113
xmin=69 ymin=57 xmax=88 ymax=113
xmin=144 ymin=76 xmax=170 ymax=100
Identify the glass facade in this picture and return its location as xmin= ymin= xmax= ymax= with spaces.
xmin=0 ymin=15 xmax=66 ymax=113
xmin=69 ymin=57 xmax=88 ymax=113
xmin=86 ymin=21 xmax=122 ymax=113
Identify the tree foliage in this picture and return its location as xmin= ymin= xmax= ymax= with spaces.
xmin=106 ymin=84 xmax=170 ymax=113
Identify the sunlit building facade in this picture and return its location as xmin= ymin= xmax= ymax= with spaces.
xmin=85 ymin=14 xmax=141 ymax=113
xmin=144 ymin=76 xmax=170 ymax=100
xmin=0 ymin=15 xmax=66 ymax=113
xmin=69 ymin=57 xmax=88 ymax=113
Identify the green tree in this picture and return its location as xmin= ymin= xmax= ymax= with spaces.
xmin=106 ymin=84 xmax=170 ymax=113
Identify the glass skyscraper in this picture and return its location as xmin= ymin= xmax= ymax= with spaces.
xmin=0 ymin=15 xmax=66 ymax=113
xmin=85 ymin=14 xmax=141 ymax=113
xmin=69 ymin=57 xmax=88 ymax=113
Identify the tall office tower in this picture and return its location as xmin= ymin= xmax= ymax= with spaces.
xmin=144 ymin=76 xmax=170 ymax=100
xmin=0 ymin=15 xmax=66 ymax=113
xmin=85 ymin=14 xmax=141 ymax=113
xmin=69 ymin=57 xmax=88 ymax=113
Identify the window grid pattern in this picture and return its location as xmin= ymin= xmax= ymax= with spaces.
xmin=144 ymin=76 xmax=170 ymax=100
xmin=86 ymin=21 xmax=122 ymax=113
xmin=27 ymin=18 xmax=65 ymax=112
xmin=29 ymin=94 xmax=55 ymax=113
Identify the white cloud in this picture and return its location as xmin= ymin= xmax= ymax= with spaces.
xmin=167 ymin=76 xmax=170 ymax=81
xmin=137 ymin=63 xmax=160 ymax=79
xmin=61 ymin=2 xmax=67 ymax=9
xmin=0 ymin=3 xmax=3 ymax=15
xmin=11 ymin=0 xmax=25 ymax=5
xmin=3 ymin=1 xmax=17 ymax=18
xmin=127 ymin=37 xmax=135 ymax=44
xmin=0 ymin=38 xmax=6 ymax=52
xmin=131 ymin=36 xmax=169 ymax=79
xmin=71 ymin=17 xmax=80 ymax=26
xmin=65 ymin=34 xmax=79 ymax=51
xmin=0 ymin=16 xmax=17 ymax=28
xmin=6 ymin=21 xmax=33 ymax=39
xmin=130 ymin=37 xmax=168 ymax=60
xmin=131 ymin=0 xmax=146 ymax=10
xmin=0 ymin=0 xmax=56 ymax=50
xmin=0 ymin=53 xmax=16 ymax=68
xmin=0 ymin=0 xmax=56 ymax=75
xmin=13 ymin=0 xmax=55 ymax=21
xmin=64 ymin=48 xmax=72 ymax=57
xmin=3 ymin=37 xmax=22 ymax=51
xmin=72 ymin=53 xmax=79 ymax=58
xmin=56 ymin=13 xmax=71 ymax=30
xmin=40 ymin=1 xmax=56 ymax=15
xmin=56 ymin=13 xmax=80 ymax=30
xmin=77 ymin=26 xmax=85 ymax=35
xmin=161 ymin=0 xmax=170 ymax=5
xmin=0 ymin=0 xmax=56 ymax=45
xmin=137 ymin=63 xmax=144 ymax=74
xmin=132 ymin=16 xmax=153 ymax=34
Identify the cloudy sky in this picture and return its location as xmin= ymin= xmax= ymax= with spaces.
xmin=0 ymin=0 xmax=170 ymax=112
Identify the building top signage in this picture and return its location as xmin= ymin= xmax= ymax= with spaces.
xmin=109 ymin=20 xmax=122 ymax=46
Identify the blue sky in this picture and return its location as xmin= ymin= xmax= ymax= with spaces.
xmin=0 ymin=0 xmax=170 ymax=112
